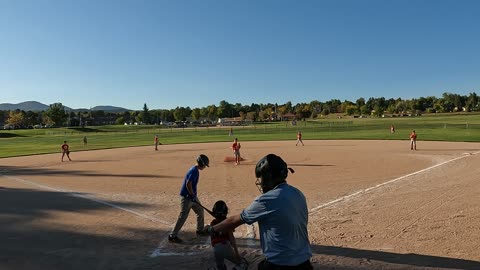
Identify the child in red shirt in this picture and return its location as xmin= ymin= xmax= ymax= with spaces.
xmin=209 ymin=200 xmax=247 ymax=270
xmin=232 ymin=138 xmax=241 ymax=165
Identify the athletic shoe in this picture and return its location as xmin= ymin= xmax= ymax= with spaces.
xmin=168 ymin=234 xmax=182 ymax=243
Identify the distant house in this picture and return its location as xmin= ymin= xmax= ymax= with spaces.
xmin=281 ymin=113 xmax=297 ymax=121
xmin=217 ymin=117 xmax=252 ymax=126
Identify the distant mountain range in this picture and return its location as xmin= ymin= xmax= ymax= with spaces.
xmin=0 ymin=101 xmax=130 ymax=112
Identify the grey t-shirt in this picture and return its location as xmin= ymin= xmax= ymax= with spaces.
xmin=240 ymin=183 xmax=312 ymax=265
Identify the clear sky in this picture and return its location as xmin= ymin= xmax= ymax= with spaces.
xmin=1 ymin=0 xmax=479 ymax=110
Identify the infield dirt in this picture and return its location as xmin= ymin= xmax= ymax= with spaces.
xmin=1 ymin=140 xmax=479 ymax=269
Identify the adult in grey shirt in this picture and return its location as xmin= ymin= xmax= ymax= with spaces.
xmin=207 ymin=154 xmax=312 ymax=269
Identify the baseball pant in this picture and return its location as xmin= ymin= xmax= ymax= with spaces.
xmin=170 ymin=196 xmax=204 ymax=236
xmin=213 ymin=241 xmax=241 ymax=270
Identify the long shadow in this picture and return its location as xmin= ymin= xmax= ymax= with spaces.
xmin=0 ymin=187 xmax=147 ymax=217
xmin=0 ymin=187 xmax=162 ymax=270
xmin=2 ymin=187 xmax=478 ymax=270
xmin=236 ymin=240 xmax=480 ymax=269
xmin=0 ymin=165 xmax=174 ymax=179
xmin=68 ymin=127 xmax=106 ymax=132
xmin=311 ymin=245 xmax=480 ymax=269
xmin=0 ymin=132 xmax=26 ymax=138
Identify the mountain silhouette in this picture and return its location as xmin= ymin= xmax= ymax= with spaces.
xmin=0 ymin=102 xmax=129 ymax=112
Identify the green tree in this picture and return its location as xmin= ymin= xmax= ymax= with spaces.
xmin=173 ymin=106 xmax=191 ymax=121
xmin=44 ymin=103 xmax=67 ymax=126
xmin=309 ymin=100 xmax=322 ymax=118
xmin=441 ymin=92 xmax=456 ymax=112
xmin=24 ymin=110 xmax=40 ymax=126
xmin=115 ymin=116 xmax=125 ymax=125
xmin=191 ymin=108 xmax=201 ymax=120
xmin=217 ymin=100 xmax=234 ymax=118
xmin=345 ymin=105 xmax=356 ymax=116
xmin=356 ymin=98 xmax=366 ymax=112
xmin=205 ymin=105 xmax=217 ymax=120
xmin=465 ymin=92 xmax=479 ymax=111
xmin=139 ymin=103 xmax=151 ymax=124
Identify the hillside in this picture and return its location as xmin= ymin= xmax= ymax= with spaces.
xmin=0 ymin=102 xmax=129 ymax=112
xmin=0 ymin=101 xmax=49 ymax=111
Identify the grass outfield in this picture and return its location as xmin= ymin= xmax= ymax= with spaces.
xmin=1 ymin=113 xmax=480 ymax=158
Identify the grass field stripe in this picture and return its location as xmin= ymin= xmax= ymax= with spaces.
xmin=309 ymin=151 xmax=480 ymax=214
xmin=0 ymin=174 xmax=172 ymax=225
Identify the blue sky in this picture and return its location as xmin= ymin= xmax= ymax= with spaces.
xmin=1 ymin=0 xmax=479 ymax=110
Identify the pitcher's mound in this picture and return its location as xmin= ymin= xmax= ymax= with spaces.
xmin=224 ymin=156 xmax=245 ymax=162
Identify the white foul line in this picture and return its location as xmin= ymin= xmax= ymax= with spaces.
xmin=309 ymin=151 xmax=480 ymax=215
xmin=0 ymin=174 xmax=172 ymax=225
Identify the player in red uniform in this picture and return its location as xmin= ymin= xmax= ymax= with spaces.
xmin=232 ymin=138 xmax=241 ymax=165
xmin=61 ymin=141 xmax=72 ymax=162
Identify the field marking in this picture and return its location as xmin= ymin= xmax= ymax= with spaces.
xmin=7 ymin=150 xmax=475 ymax=258
xmin=0 ymin=172 xmax=254 ymax=257
xmin=309 ymin=151 xmax=480 ymax=215
xmin=149 ymin=224 xmax=259 ymax=258
xmin=0 ymin=174 xmax=172 ymax=225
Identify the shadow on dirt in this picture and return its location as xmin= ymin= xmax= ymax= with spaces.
xmin=0 ymin=165 xmax=174 ymax=179
xmin=311 ymin=245 xmax=480 ymax=270
xmin=1 ymin=187 xmax=478 ymax=270
xmin=0 ymin=187 xmax=165 ymax=270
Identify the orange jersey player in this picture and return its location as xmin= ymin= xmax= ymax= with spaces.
xmin=410 ymin=130 xmax=417 ymax=150
xmin=296 ymin=131 xmax=304 ymax=146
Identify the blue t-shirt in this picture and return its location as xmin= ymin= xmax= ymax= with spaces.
xmin=240 ymin=183 xmax=312 ymax=266
xmin=179 ymin=165 xmax=200 ymax=197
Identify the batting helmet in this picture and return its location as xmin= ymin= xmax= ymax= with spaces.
xmin=212 ymin=200 xmax=228 ymax=219
xmin=197 ymin=154 xmax=210 ymax=167
xmin=255 ymin=154 xmax=293 ymax=193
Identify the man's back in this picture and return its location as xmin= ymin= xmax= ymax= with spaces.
xmin=241 ymin=183 xmax=311 ymax=265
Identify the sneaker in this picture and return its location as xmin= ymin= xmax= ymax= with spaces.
xmin=196 ymin=229 xmax=209 ymax=236
xmin=168 ymin=234 xmax=182 ymax=243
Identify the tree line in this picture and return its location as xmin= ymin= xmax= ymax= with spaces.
xmin=1 ymin=92 xmax=478 ymax=128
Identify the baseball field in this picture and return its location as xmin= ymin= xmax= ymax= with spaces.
xmin=1 ymin=133 xmax=480 ymax=269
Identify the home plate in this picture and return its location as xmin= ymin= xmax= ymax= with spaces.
xmin=150 ymin=233 xmax=211 ymax=257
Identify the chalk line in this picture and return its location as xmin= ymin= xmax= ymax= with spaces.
xmin=309 ymin=151 xmax=480 ymax=214
xmin=0 ymin=174 xmax=171 ymax=225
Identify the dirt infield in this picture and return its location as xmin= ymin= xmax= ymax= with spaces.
xmin=1 ymin=140 xmax=479 ymax=270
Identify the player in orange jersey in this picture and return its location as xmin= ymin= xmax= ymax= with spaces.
xmin=296 ymin=131 xmax=304 ymax=146
xmin=410 ymin=130 xmax=417 ymax=150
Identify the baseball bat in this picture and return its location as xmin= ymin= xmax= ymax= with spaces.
xmin=194 ymin=201 xmax=215 ymax=217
